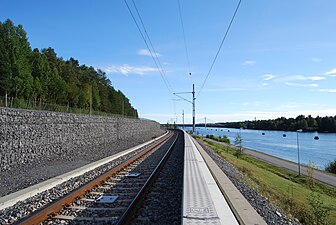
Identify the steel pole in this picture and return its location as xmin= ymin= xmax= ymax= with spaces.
xmin=192 ymin=84 xmax=195 ymax=133
xmin=182 ymin=110 xmax=185 ymax=130
xmin=89 ymin=84 xmax=92 ymax=116
xmin=297 ymin=131 xmax=301 ymax=175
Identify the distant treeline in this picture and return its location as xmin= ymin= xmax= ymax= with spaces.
xmin=0 ymin=19 xmax=138 ymax=117
xmin=213 ymin=115 xmax=336 ymax=133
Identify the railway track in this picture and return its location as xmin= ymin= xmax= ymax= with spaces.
xmin=14 ymin=130 xmax=179 ymax=225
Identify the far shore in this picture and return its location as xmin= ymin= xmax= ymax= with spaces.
xmin=180 ymin=125 xmax=336 ymax=134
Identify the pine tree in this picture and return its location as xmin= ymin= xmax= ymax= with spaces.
xmin=0 ymin=20 xmax=14 ymax=101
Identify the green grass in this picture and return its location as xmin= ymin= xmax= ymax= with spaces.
xmin=198 ymin=138 xmax=336 ymax=225
xmin=205 ymin=134 xmax=230 ymax=144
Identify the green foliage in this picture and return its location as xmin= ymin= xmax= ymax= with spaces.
xmin=0 ymin=20 xmax=20 ymax=96
xmin=13 ymin=98 xmax=27 ymax=108
xmin=325 ymin=159 xmax=336 ymax=174
xmin=186 ymin=130 xmax=193 ymax=134
xmin=92 ymin=80 xmax=100 ymax=109
xmin=0 ymin=19 xmax=138 ymax=117
xmin=205 ymin=134 xmax=230 ymax=144
xmin=234 ymin=133 xmax=244 ymax=158
xmin=307 ymin=191 xmax=330 ymax=225
xmin=307 ymin=160 xmax=317 ymax=189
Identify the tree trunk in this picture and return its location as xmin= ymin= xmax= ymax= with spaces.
xmin=5 ymin=91 xmax=7 ymax=107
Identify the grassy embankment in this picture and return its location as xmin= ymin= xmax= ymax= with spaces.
xmin=197 ymin=137 xmax=336 ymax=225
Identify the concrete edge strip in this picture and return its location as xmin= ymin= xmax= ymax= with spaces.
xmin=183 ymin=132 xmax=238 ymax=225
xmin=0 ymin=131 xmax=169 ymax=210
xmin=190 ymin=136 xmax=267 ymax=225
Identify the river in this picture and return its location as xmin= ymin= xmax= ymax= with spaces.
xmin=181 ymin=126 xmax=336 ymax=169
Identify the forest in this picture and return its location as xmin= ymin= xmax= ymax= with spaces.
xmin=0 ymin=19 xmax=138 ymax=117
xmin=215 ymin=115 xmax=336 ymax=133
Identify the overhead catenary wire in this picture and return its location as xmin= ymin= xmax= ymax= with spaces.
xmin=177 ymin=0 xmax=191 ymax=76
xmin=197 ymin=0 xmax=242 ymax=98
xmin=131 ymin=0 xmax=173 ymax=93
xmin=123 ymin=0 xmax=173 ymax=95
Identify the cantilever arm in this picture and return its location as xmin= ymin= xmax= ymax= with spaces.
xmin=173 ymin=93 xmax=192 ymax=104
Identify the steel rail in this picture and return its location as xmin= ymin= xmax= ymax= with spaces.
xmin=117 ymin=131 xmax=179 ymax=224
xmin=16 ymin=131 xmax=173 ymax=225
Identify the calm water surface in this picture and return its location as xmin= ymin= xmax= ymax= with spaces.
xmin=182 ymin=126 xmax=336 ymax=169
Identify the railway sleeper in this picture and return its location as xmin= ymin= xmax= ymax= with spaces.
xmin=66 ymin=206 xmax=127 ymax=211
xmin=53 ymin=215 xmax=119 ymax=222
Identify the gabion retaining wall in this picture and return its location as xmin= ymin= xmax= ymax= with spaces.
xmin=0 ymin=108 xmax=164 ymax=172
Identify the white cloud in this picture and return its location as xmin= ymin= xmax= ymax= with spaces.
xmin=319 ymin=89 xmax=336 ymax=93
xmin=242 ymin=60 xmax=255 ymax=66
xmin=285 ymin=82 xmax=318 ymax=87
xmin=103 ymin=64 xmax=159 ymax=75
xmin=312 ymin=58 xmax=322 ymax=62
xmin=137 ymin=49 xmax=161 ymax=58
xmin=264 ymin=74 xmax=276 ymax=80
xmin=278 ymin=102 xmax=304 ymax=109
xmin=307 ymin=76 xmax=326 ymax=81
xmin=242 ymin=101 xmax=265 ymax=107
xmin=325 ymin=68 xmax=336 ymax=77
xmin=274 ymin=75 xmax=326 ymax=82
xmin=279 ymin=75 xmax=307 ymax=82
xmin=260 ymin=72 xmax=327 ymax=89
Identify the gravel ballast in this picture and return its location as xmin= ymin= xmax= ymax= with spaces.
xmin=131 ymin=130 xmax=184 ymax=225
xmin=45 ymin=131 xmax=178 ymax=225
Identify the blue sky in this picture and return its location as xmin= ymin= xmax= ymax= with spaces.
xmin=2 ymin=0 xmax=336 ymax=124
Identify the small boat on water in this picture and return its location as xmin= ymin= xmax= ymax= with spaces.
xmin=283 ymin=134 xmax=286 ymax=137
xmin=314 ymin=136 xmax=319 ymax=140
xmin=262 ymin=132 xmax=265 ymax=135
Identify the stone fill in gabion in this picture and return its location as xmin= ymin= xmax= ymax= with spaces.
xmin=0 ymin=108 xmax=164 ymax=196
